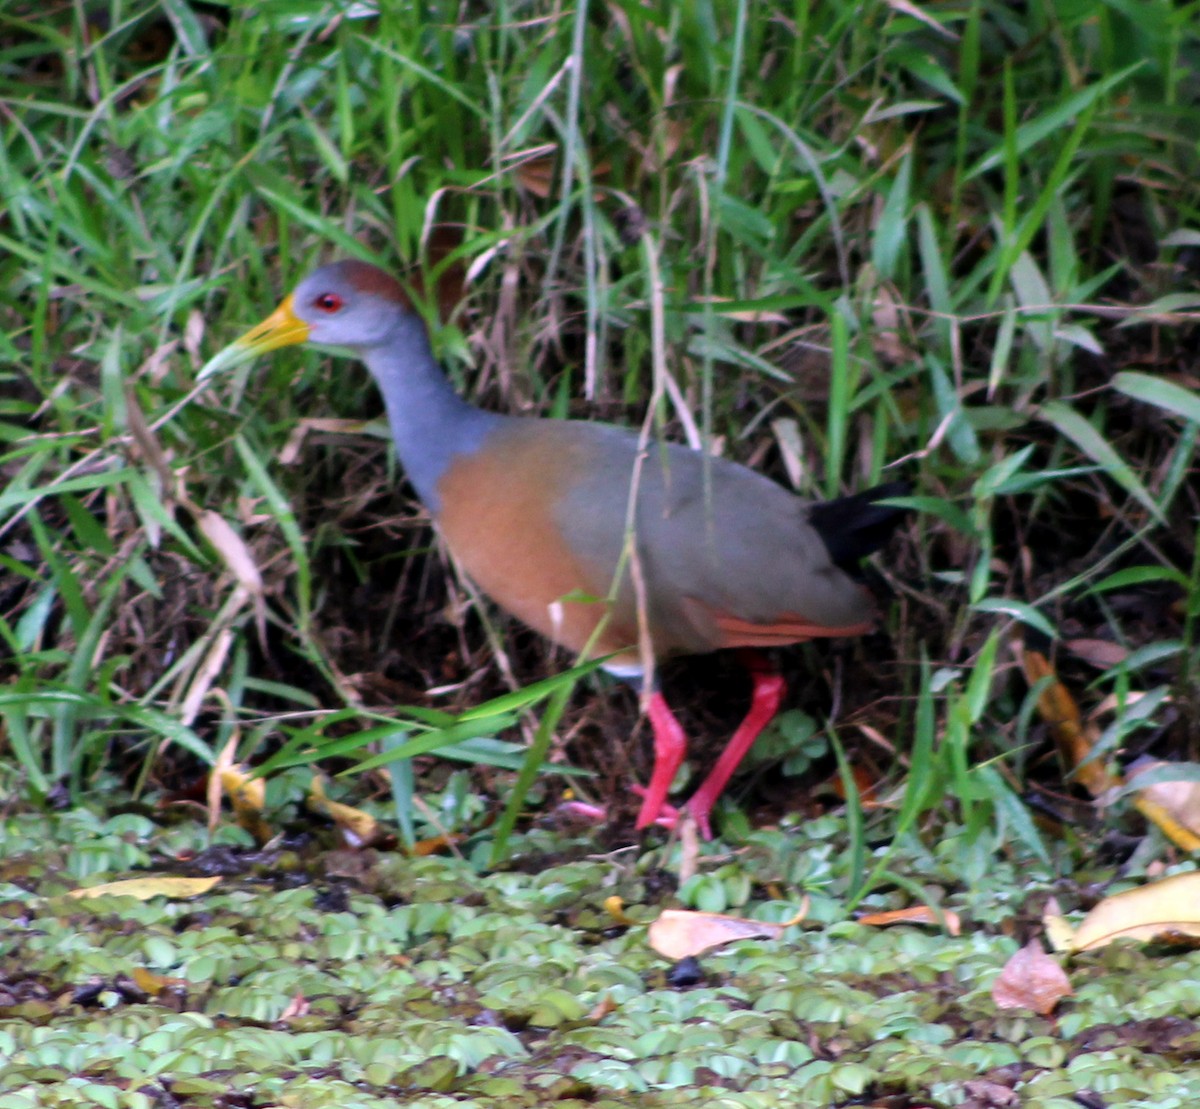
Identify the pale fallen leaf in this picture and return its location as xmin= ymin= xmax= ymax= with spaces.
xmin=677 ymin=813 xmax=700 ymax=885
xmin=693 ymin=295 xmax=789 ymax=325
xmin=962 ymin=1079 xmax=1019 ymax=1107
xmin=858 ymin=905 xmax=962 ymax=935
xmin=219 ymin=759 xmax=272 ymax=846
xmin=209 ymin=732 xmax=236 ymax=837
xmin=1069 ymin=872 xmax=1200 ymax=952
xmin=1042 ymin=897 xmax=1076 ymax=953
xmin=1090 ymin=687 xmax=1165 ymax=720
xmin=1126 ymin=757 xmax=1200 ymax=851
xmin=69 ymin=876 xmax=222 ymax=901
xmin=1065 ymin=637 xmax=1129 ymax=669
xmin=771 ymin=417 xmax=805 ymax=490
xmin=184 ymin=308 xmax=205 ymax=363
xmin=308 ymin=774 xmax=385 ymax=848
xmin=198 ymin=510 xmax=263 ymax=595
xmin=885 ymin=0 xmax=959 ymax=38
xmin=648 ymin=901 xmax=808 ymax=961
xmin=280 ymin=991 xmax=310 ymax=1020
xmin=991 ymin=938 xmax=1072 ymax=1015
xmin=279 ymin=417 xmax=372 ymax=466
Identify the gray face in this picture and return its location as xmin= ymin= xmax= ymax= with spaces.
xmin=292 ymin=262 xmax=410 ymax=351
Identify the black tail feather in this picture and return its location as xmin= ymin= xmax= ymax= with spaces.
xmin=808 ymin=481 xmax=911 ymax=570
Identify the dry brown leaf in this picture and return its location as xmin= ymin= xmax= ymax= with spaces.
xmin=870 ymin=284 xmax=916 ymax=364
xmin=1068 ymin=872 xmax=1200 ymax=952
xmin=69 ymin=876 xmax=222 ymax=901
xmin=858 ymin=905 xmax=962 ymax=935
xmin=122 ymin=383 xmax=175 ymax=508
xmin=587 ymin=995 xmax=618 ymax=1021
xmin=279 ymin=417 xmax=371 ymax=465
xmin=828 ymin=761 xmax=891 ymax=811
xmin=514 ymin=154 xmax=557 ymax=198
xmin=991 ymin=938 xmax=1072 ymax=1015
xmin=1021 ymin=647 xmax=1118 ymax=796
xmin=308 ymin=775 xmax=385 ymax=848
xmin=409 ymin=833 xmax=463 ymax=856
xmin=962 ymin=1079 xmax=1020 ymax=1107
xmin=647 ymin=901 xmax=808 ymax=961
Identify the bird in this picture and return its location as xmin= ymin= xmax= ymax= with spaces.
xmin=200 ymin=259 xmax=908 ymax=839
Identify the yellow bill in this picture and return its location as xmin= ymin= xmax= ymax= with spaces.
xmin=197 ymin=294 xmax=310 ymax=380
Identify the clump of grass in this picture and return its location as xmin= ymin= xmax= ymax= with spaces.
xmin=2 ymin=1 xmax=1197 ymax=863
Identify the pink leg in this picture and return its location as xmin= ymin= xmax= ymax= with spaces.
xmin=634 ymin=691 xmax=688 ymax=830
xmin=685 ymin=657 xmax=786 ymax=839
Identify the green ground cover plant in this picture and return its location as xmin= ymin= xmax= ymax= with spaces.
xmin=2 ymin=0 xmax=1199 ymax=1103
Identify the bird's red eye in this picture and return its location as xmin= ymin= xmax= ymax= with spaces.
xmin=313 ymin=293 xmax=343 ymax=313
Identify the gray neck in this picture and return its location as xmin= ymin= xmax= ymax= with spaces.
xmin=361 ymin=314 xmax=500 ymax=514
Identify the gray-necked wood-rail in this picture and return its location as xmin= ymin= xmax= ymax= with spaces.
xmin=201 ymin=260 xmax=907 ymax=838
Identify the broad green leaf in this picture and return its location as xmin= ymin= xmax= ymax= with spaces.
xmin=1038 ymin=400 xmax=1163 ymax=522
xmin=1113 ymin=372 xmax=1200 ymax=425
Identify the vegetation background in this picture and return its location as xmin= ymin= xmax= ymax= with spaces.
xmin=2 ymin=1 xmax=1200 ymax=1105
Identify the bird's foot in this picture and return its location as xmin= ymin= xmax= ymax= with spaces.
xmin=631 ymin=785 xmax=682 ymax=830
xmin=632 ymin=787 xmax=715 ymax=840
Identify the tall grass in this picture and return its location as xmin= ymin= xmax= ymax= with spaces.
xmin=2 ymin=0 xmax=1197 ymax=857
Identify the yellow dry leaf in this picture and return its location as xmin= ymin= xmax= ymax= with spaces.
xmin=1133 ymin=796 xmax=1200 ymax=853
xmin=1125 ymin=758 xmax=1200 ymax=851
xmin=1069 ymin=872 xmax=1200 ymax=952
xmin=647 ymin=901 xmax=808 ymax=961
xmin=308 ymin=775 xmax=383 ymax=848
xmin=604 ymin=896 xmax=636 ymax=926
xmin=69 ymin=876 xmax=221 ymax=901
xmin=131 ymin=967 xmax=189 ymax=996
xmin=219 ymin=760 xmax=272 ymax=846
xmin=1043 ymin=913 xmax=1077 ymax=954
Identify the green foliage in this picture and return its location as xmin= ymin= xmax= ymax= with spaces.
xmin=4 ymin=812 xmax=1200 ymax=1103
xmin=2 ymin=0 xmax=1198 ymax=864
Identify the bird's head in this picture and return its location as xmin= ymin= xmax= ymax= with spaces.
xmin=199 ymin=260 xmax=415 ymax=379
